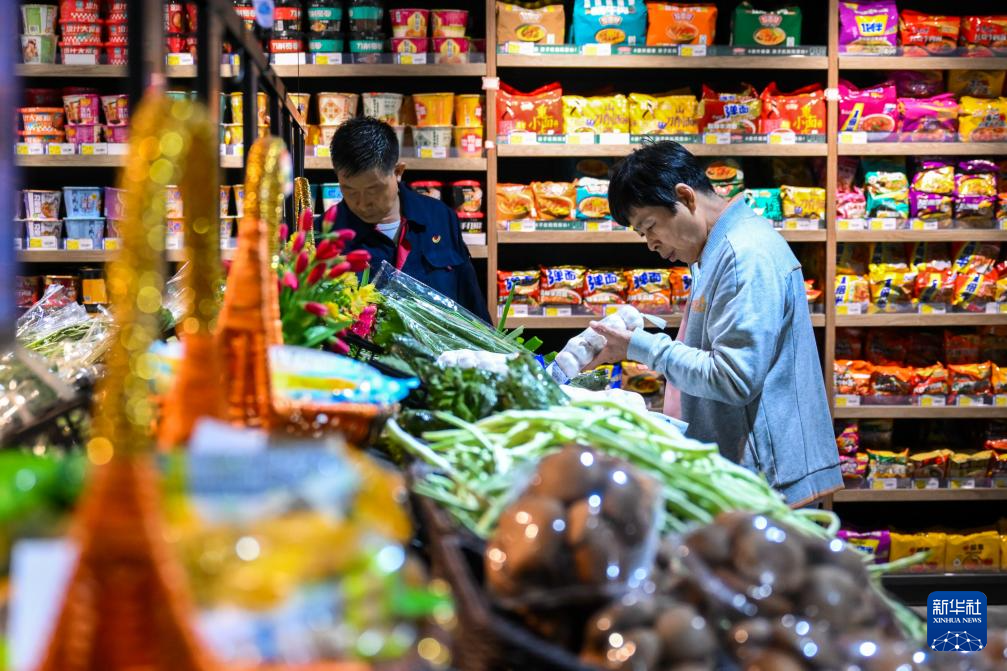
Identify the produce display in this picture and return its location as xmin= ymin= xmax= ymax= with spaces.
xmin=840 ymin=2 xmax=1006 ymax=56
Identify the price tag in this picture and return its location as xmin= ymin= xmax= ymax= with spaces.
xmin=839 ymin=131 xmax=868 ymax=144
xmin=910 ymin=218 xmax=939 ymax=231
xmin=46 ymin=144 xmax=63 ymax=155
xmin=544 ymin=306 xmax=572 ymax=317
xmin=985 ymin=302 xmax=1007 ymax=314
xmin=586 ymin=221 xmax=613 ymax=232
xmin=918 ymin=303 xmax=947 ymax=315
xmin=1000 ymin=218 xmax=1007 ymax=230
xmin=505 ymin=41 xmax=536 ymax=55
xmin=27 ymin=236 xmax=58 ymax=250
xmin=995 ymin=395 xmax=1007 ymax=407
xmin=312 ymin=145 xmax=331 ymax=158
xmin=679 ymin=45 xmax=707 ymax=57
xmin=166 ymin=234 xmax=183 ymax=250
xmin=64 ymin=53 xmax=97 ymax=65
xmin=952 ymin=478 xmax=977 ymax=490
xmin=603 ymin=305 xmax=620 ymax=316
xmin=767 ymin=132 xmax=796 ymax=145
xmin=166 ymin=53 xmax=194 ymax=66
xmin=836 ymin=303 xmax=863 ymax=315
xmin=64 ymin=239 xmax=94 ymax=251
xmin=870 ymin=478 xmax=897 ymax=490
xmin=703 ymin=133 xmax=731 ymax=145
xmin=417 ymin=146 xmax=448 ymax=159
xmin=519 ymin=220 xmax=536 ymax=232
xmin=598 ymin=132 xmax=630 ymax=145
xmin=956 ymin=395 xmax=980 ymax=407
xmin=918 ymin=395 xmax=946 ymax=407
xmin=836 ymin=218 xmax=865 ymax=231
xmin=506 ymin=132 xmax=537 ymax=145
xmin=502 ymin=304 xmax=528 ymax=317
xmin=868 ymin=218 xmax=897 ymax=231
xmin=565 ymin=132 xmax=596 ymax=145
xmin=312 ymin=53 xmax=343 ymax=65
xmin=16 ymin=143 xmax=44 ymax=155
xmin=921 ymin=478 xmax=941 ymax=490
xmin=103 ymin=238 xmax=121 ymax=250
xmin=834 ymin=394 xmax=861 ymax=407
xmin=396 ymin=53 xmax=427 ymax=65
xmin=106 ymin=143 xmax=128 ymax=155
xmin=582 ymin=43 xmax=612 ymax=56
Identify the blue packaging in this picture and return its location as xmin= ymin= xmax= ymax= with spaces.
xmin=570 ymin=0 xmax=647 ymax=47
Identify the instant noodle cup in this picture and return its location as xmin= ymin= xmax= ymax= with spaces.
xmin=732 ymin=2 xmax=801 ymax=47
xmin=959 ymin=96 xmax=1007 ymax=142
xmin=432 ymin=36 xmax=470 ymax=64
xmin=100 ymin=94 xmax=129 ymax=125
xmin=839 ymin=0 xmax=898 ymax=52
xmin=454 ymin=94 xmax=483 ymax=128
xmin=20 ymin=106 xmax=64 ymax=132
xmin=390 ymin=37 xmax=429 ymax=54
xmin=219 ymin=185 xmax=230 ymax=217
xmin=452 ymin=180 xmax=483 ymax=215
xmin=496 ymin=2 xmax=565 ymax=45
xmin=306 ymin=125 xmax=321 ymax=146
xmin=392 ymin=125 xmax=406 ymax=151
xmin=286 ymin=92 xmax=310 ymax=124
xmin=21 ymin=34 xmax=56 ymax=63
xmin=453 ymin=126 xmax=483 ymax=158
xmin=899 ymin=10 xmax=960 ymax=55
xmin=220 ymin=217 xmax=236 ymax=240
xmin=316 ymin=92 xmax=359 ymax=125
xmin=361 ymin=92 xmax=404 ymax=124
xmin=62 ymin=92 xmax=100 ymax=124
xmin=432 ymin=9 xmax=468 ymax=38
xmin=104 ymin=187 xmax=125 ymax=220
xmin=646 ymin=3 xmax=717 ymax=46
xmin=21 ymin=5 xmax=58 ymax=34
xmin=165 ymin=185 xmax=183 ymax=219
xmin=23 ymin=190 xmax=61 ymax=220
xmin=410 ymin=181 xmax=443 ymax=200
xmin=64 ymin=218 xmax=105 ymax=245
xmin=65 ymin=122 xmax=100 ymax=144
xmin=229 ymin=91 xmax=270 ymax=125
xmin=412 ymin=126 xmax=452 ymax=152
xmin=222 ymin=123 xmax=242 ymax=146
xmin=413 ymin=92 xmax=454 ymax=126
xmin=62 ymin=186 xmax=101 ymax=218
xmin=318 ymin=124 xmax=341 ymax=147
xmin=390 ymin=8 xmax=428 ymax=38
xmin=103 ymin=124 xmax=128 ymax=143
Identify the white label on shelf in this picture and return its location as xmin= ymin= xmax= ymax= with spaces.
xmin=416 ymin=146 xmax=448 ymax=159
xmin=462 ymin=233 xmax=487 ymax=246
xmin=8 ymin=539 xmax=78 ymax=671
xmin=582 ymin=43 xmax=612 ymax=56
xmin=837 ymin=218 xmax=866 ymax=231
xmin=27 ymin=236 xmax=58 ymax=250
xmin=910 ymin=218 xmax=940 ymax=231
xmin=956 ymin=395 xmax=982 ymax=407
xmin=396 ymin=53 xmax=428 ymax=65
xmin=311 ymin=53 xmax=343 ymax=65
xmin=45 ymin=144 xmax=74 ymax=155
xmin=839 ymin=131 xmax=868 ymax=144
xmin=106 ymin=143 xmax=128 ymax=155
xmin=868 ymin=218 xmax=898 ymax=231
xmin=544 ymin=306 xmax=573 ymax=317
xmin=166 ymin=52 xmax=194 ymax=66
xmin=679 ymin=45 xmax=707 ymax=57
xmin=504 ymin=41 xmax=536 ymax=55
xmin=836 ymin=303 xmax=863 ymax=315
xmin=999 ymin=218 xmax=1007 ymax=230
xmin=918 ymin=303 xmax=947 ymax=315
xmin=985 ymin=302 xmax=1007 ymax=314
xmin=767 ymin=132 xmax=796 ymax=145
xmin=955 ymin=478 xmax=977 ymax=489
xmin=501 ymin=304 xmax=528 ymax=317
xmin=64 ymin=239 xmax=94 ymax=251
xmin=15 ymin=143 xmax=43 ymax=155
xmin=103 ymin=238 xmax=121 ymax=250
xmin=586 ymin=220 xmax=614 ymax=232
xmin=78 ymin=143 xmax=108 ymax=155
xmin=270 ymin=53 xmax=307 ymax=65
xmin=834 ymin=394 xmax=861 ymax=407
xmin=598 ymin=132 xmax=630 ymax=145
xmin=519 ymin=220 xmax=537 ymax=232
xmin=482 ymin=77 xmax=500 ymax=91
xmin=565 ymin=132 xmax=597 ymax=145
xmin=702 ymin=133 xmax=732 ymax=145
xmin=64 ymin=53 xmax=97 ymax=65
xmin=166 ymin=233 xmax=183 ymax=250
xmin=504 ymin=132 xmax=537 ymax=145
xmin=881 ymin=478 xmax=898 ymax=490
xmin=311 ymin=145 xmax=331 ymax=158
xmin=917 ymin=395 xmax=946 ymax=407
xmin=921 ymin=478 xmax=941 ymax=490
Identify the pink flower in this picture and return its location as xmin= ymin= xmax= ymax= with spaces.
xmin=346 ymin=249 xmax=370 ymax=272
xmin=327 ymin=261 xmax=351 ymax=278
xmin=322 ymin=205 xmax=339 ymax=232
xmin=304 ymin=301 xmax=328 ymax=318
xmin=338 ymin=229 xmax=356 ymax=242
xmin=299 ymin=208 xmax=314 ymax=232
xmin=282 ymin=270 xmax=299 ymax=291
xmin=331 ymin=338 xmax=350 ymax=355
xmin=295 ymin=251 xmax=310 ymax=274
xmin=315 ymin=239 xmax=340 ymax=261
xmin=279 ymin=224 xmax=289 ymax=241
xmin=291 ymin=231 xmax=306 ymax=253
xmin=351 ymin=305 xmax=377 ymax=338
xmin=307 ymin=263 xmax=326 ymax=285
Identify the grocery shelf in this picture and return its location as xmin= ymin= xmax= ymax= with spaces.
xmin=881 ymin=573 xmax=1007 ymax=606
xmin=497 ymin=54 xmax=828 ymax=70
xmin=16 ymin=154 xmax=125 ymax=168
xmin=838 ymin=56 xmax=1007 ymax=70
xmin=835 ymin=313 xmax=1006 ymax=327
xmin=468 ymin=245 xmax=488 ymax=259
xmin=836 ymin=229 xmax=1007 ymax=242
xmin=272 ymin=63 xmax=486 ymax=78
xmin=15 ymin=64 xmax=235 ymax=78
xmin=18 ymin=249 xmax=235 ymax=263
xmin=302 ymin=156 xmax=487 ymax=172
xmin=498 ymin=143 xmax=828 ymax=158
xmin=837 ymin=142 xmax=1007 ymax=156
xmin=497 ymin=229 xmax=824 ymax=243
xmin=833 ymin=406 xmax=1007 ymax=419
xmin=503 ymin=313 xmax=825 ymax=329
xmin=834 ymin=488 xmax=1007 ymax=503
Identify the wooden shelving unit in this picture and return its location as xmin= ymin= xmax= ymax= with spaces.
xmin=833 ymin=406 xmax=1007 ymax=419
xmin=835 ymin=313 xmax=1005 ymax=327
xmin=834 ymin=488 xmax=1007 ymax=503
xmin=271 ymin=63 xmax=486 ymax=78
xmin=498 ymin=143 xmax=829 ymax=158
xmin=502 ymin=313 xmax=826 ymax=330
xmin=302 ymin=156 xmax=487 ymax=172
xmin=17 ymin=249 xmax=235 ymax=263
xmin=837 ymin=142 xmax=1007 ymax=156
xmin=16 ymin=63 xmax=236 ymax=78
xmin=836 ymin=229 xmax=1007 ymax=242
xmin=497 ymin=54 xmax=829 ymax=70
xmin=838 ymin=56 xmax=1007 ymax=70
xmin=497 ymin=229 xmax=825 ymax=244
xmin=17 ymin=154 xmax=125 ymax=168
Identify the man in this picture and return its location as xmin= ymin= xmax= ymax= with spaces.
xmin=588 ymin=141 xmax=842 ymax=506
xmin=328 ymin=117 xmax=490 ymax=321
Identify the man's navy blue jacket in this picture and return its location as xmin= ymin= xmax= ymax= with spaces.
xmin=331 ymin=184 xmax=491 ymax=322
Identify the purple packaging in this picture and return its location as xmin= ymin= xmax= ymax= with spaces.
xmin=892 ymin=70 xmax=944 ymax=99
xmin=838 ymin=529 xmax=891 ymax=564
xmin=839 ymin=1 xmax=898 ymax=51
xmin=898 ymin=94 xmax=958 ymax=138
xmin=910 ymin=188 xmax=952 ymax=220
xmin=912 ymin=160 xmax=955 ymax=194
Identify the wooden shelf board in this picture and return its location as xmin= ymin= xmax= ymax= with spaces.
xmin=18 ymin=249 xmax=234 ymax=263
xmin=498 ymin=230 xmax=824 ymax=244
xmin=498 ymin=143 xmax=827 ymax=158
xmin=497 ymin=54 xmax=828 ymax=70
xmin=302 ymin=156 xmax=487 ymax=172
xmin=833 ymin=405 xmax=1007 ymax=419
xmin=835 ymin=313 xmax=1007 ymax=327
xmin=505 ymin=313 xmax=824 ymax=329
xmin=837 ymin=229 xmax=1007 ymax=242
xmin=16 ymin=64 xmax=235 ymax=78
xmin=272 ymin=63 xmax=486 ymax=78
xmin=468 ymin=245 xmax=488 ymax=259
xmin=839 ymin=56 xmax=1007 ymax=70
xmin=16 ymin=154 xmax=125 ymax=168
xmin=834 ymin=488 xmax=1007 ymax=503
xmin=837 ymin=142 xmax=1007 ymax=156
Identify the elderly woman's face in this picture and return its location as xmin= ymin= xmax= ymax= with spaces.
xmin=628 ymin=185 xmax=708 ymax=264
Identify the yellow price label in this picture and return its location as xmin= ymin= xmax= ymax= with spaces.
xmin=28 ymin=238 xmax=42 ymax=248
xmin=66 ymin=239 xmax=80 ymax=250
xmin=16 ymin=144 xmax=29 ymax=155
xmin=995 ymin=396 xmax=1007 ymax=407
xmin=834 ymin=396 xmax=848 ymax=407
xmin=80 ymin=144 xmax=94 ymax=155
xmin=104 ymin=239 xmax=120 ymax=251
xmin=167 ymin=54 xmax=181 ymax=66
xmin=47 ymin=144 xmax=62 ymax=155
xmin=399 ymin=54 xmax=415 ymax=64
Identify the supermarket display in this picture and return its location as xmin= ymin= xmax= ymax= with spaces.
xmin=840 ymin=2 xmax=1007 ymax=56
xmin=19 ymin=0 xmax=127 ymax=64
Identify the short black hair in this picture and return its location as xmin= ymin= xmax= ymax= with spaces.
xmin=608 ymin=141 xmax=714 ymax=228
xmin=329 ymin=117 xmax=399 ymax=177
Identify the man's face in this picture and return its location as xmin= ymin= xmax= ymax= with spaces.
xmin=628 ymin=184 xmax=708 ymax=264
xmin=336 ymin=163 xmax=405 ymax=224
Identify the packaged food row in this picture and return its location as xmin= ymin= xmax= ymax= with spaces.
xmin=834 ymin=241 xmax=1005 ymax=312
xmin=840 ymin=2 xmax=1006 ymax=55
xmin=496 ymin=179 xmax=610 ymax=222
xmin=497 ymin=267 xmax=692 ymax=314
xmin=497 ymin=81 xmax=827 ymax=137
xmin=497 ymin=1 xmax=806 ymax=49
xmin=840 ymin=527 xmax=1007 ymax=573
xmin=19 ymin=86 xmax=129 ymax=146
xmin=839 ymin=78 xmax=1007 ymax=141
xmin=835 ymin=327 xmax=1007 ymax=367
xmin=19 ymin=0 xmax=127 ymax=65
xmin=837 ymin=157 xmax=1007 ymax=226
xmin=15 ymin=271 xmax=108 ymax=308
xmin=833 ymin=359 xmax=1007 ymax=398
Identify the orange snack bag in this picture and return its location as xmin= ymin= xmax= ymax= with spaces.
xmin=913 ymin=364 xmax=948 ymax=395
xmin=948 ymin=362 xmax=994 ymax=396
xmin=760 ymin=83 xmax=826 ymax=135
xmin=646 ymin=3 xmax=717 ymax=46
xmin=835 ymin=359 xmax=874 ymax=395
xmin=497 ymin=82 xmax=563 ymax=136
xmin=530 ymin=181 xmax=576 ymax=220
xmin=626 ymin=268 xmax=672 ymax=314
xmin=496 ymin=183 xmax=536 ymax=221
xmin=871 ymin=365 xmax=916 ymax=395
xmin=668 ymin=266 xmax=693 ymax=304
xmin=899 ymin=10 xmax=960 ymax=55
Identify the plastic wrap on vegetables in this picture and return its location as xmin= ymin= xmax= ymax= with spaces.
xmin=547 ymin=305 xmax=644 ymax=383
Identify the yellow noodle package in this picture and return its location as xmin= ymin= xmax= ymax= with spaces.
xmin=629 ymin=93 xmax=700 ymax=135
xmin=562 ymin=95 xmax=630 ymax=134
xmin=959 ymin=96 xmax=1007 ymax=142
xmin=889 ymin=532 xmax=946 ymax=572
xmin=945 ymin=531 xmax=1001 ymax=572
xmin=780 ymin=185 xmax=826 ymax=220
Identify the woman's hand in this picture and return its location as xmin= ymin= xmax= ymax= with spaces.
xmin=585 ymin=321 xmax=634 ymax=369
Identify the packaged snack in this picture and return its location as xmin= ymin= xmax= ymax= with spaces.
xmin=993 ymin=363 xmax=1007 ymax=395
xmin=868 ymin=448 xmax=909 ymax=478
xmin=625 ymin=268 xmax=671 ymax=313
xmin=497 ymin=82 xmax=563 ymax=136
xmin=961 ymin=15 xmax=1007 ymax=53
xmin=646 ymin=3 xmax=716 ymax=46
xmin=956 ymin=195 xmax=997 ymax=225
xmin=956 ymin=159 xmax=999 ymax=196
xmin=840 ymin=453 xmax=869 ymax=481
xmin=732 ymin=2 xmax=801 ymax=47
xmin=575 ymin=178 xmax=611 ymax=220
xmin=497 ymin=270 xmax=540 ymax=305
xmin=952 ymin=240 xmax=1000 ymax=274
xmin=570 ymin=0 xmax=647 ymax=46
xmin=869 ymin=265 xmax=916 ymax=309
xmin=838 ymin=530 xmax=890 ymax=564
xmin=959 ymin=96 xmax=1007 ymax=142
xmin=668 ymin=266 xmax=692 ymax=304
xmin=839 ymin=1 xmax=898 ymax=52
xmin=946 ymin=531 xmax=1001 ymax=572
xmin=838 ymin=81 xmax=897 ymax=134
xmin=541 ymin=266 xmax=586 ymax=304
xmin=699 ymin=85 xmax=761 ymax=134
xmin=496 ymin=2 xmax=565 ymax=45
xmin=760 ymin=83 xmax=826 ymax=135
xmin=706 ymin=160 xmax=745 ymax=199
xmin=948 ymin=362 xmax=994 ymax=395
xmin=991 ymin=452 xmax=1007 ymax=478
xmin=898 ymin=10 xmax=960 ymax=54
xmin=864 ymin=159 xmax=909 ymax=219
xmin=898 ymin=94 xmax=958 ymax=139
xmin=891 ymin=70 xmax=944 ymax=99
xmin=871 ymin=365 xmax=915 ymax=395
xmin=948 ymin=70 xmax=1006 ymax=99
xmin=744 ymin=188 xmax=782 ymax=221
xmin=889 ymin=532 xmax=946 ymax=572
xmin=953 ymin=270 xmax=998 ymax=312
xmin=909 ymin=449 xmax=951 ymax=478
xmin=909 ymin=190 xmax=953 ymax=222
xmin=948 ymin=450 xmax=993 ymax=477
xmin=531 ymin=181 xmax=576 ymax=220
xmin=779 ymin=185 xmax=825 ymax=220
xmin=834 ymin=359 xmax=874 ymax=395
xmin=914 ymin=268 xmax=955 ymax=305
xmin=835 ymin=275 xmax=870 ymax=305
xmin=583 ymin=269 xmax=627 ymax=304
xmin=628 ymin=93 xmax=699 ymax=135
xmin=496 ymin=183 xmax=536 ymax=221
xmin=837 ymin=188 xmax=868 ymax=219
xmin=620 ymin=361 xmax=662 ymax=394
xmin=912 ymin=160 xmax=955 ymax=194
xmin=836 ymin=420 xmax=860 ymax=455
xmin=562 ymin=95 xmax=630 ymax=134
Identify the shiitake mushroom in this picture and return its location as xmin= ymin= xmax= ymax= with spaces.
xmin=798 ymin=565 xmax=866 ymax=629
xmin=684 ymin=522 xmax=733 ymax=566
xmin=742 ymin=648 xmax=809 ymax=671
xmin=654 ymin=604 xmax=718 ymax=662
xmin=731 ymin=520 xmax=807 ymax=594
xmin=485 ymin=494 xmax=567 ymax=595
xmin=528 ymin=445 xmax=607 ymax=504
xmin=573 ymin=515 xmax=623 ymax=585
xmin=601 ymin=467 xmax=655 ymax=546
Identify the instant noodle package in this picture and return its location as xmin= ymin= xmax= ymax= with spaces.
xmin=759 ymin=83 xmax=826 ymax=135
xmin=628 ymin=93 xmax=699 ymax=135
xmin=958 ymin=96 xmax=1007 ymax=142
xmin=838 ymin=81 xmax=897 ymax=134
xmin=898 ymin=10 xmax=960 ymax=55
xmin=562 ymin=95 xmax=629 ymax=134
xmin=496 ymin=2 xmax=565 ymax=45
xmin=646 ymin=3 xmax=717 ymax=46
xmin=497 ymin=82 xmax=563 ymax=136
xmin=839 ymin=1 xmax=899 ymax=53
xmin=570 ymin=0 xmax=647 ymax=46
xmin=732 ymin=3 xmax=801 ymax=47
xmin=699 ymin=84 xmax=762 ymax=134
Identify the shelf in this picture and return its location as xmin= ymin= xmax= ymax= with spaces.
xmin=498 ymin=143 xmax=827 ymax=158
xmin=18 ymin=249 xmax=234 ymax=263
xmin=835 ymin=313 xmax=1006 ymax=327
xmin=839 ymin=56 xmax=1007 ymax=70
xmin=16 ymin=153 xmax=125 ymax=168
xmin=881 ymin=572 xmax=1007 ymax=606
xmin=833 ymin=405 xmax=1007 ymax=419
xmin=497 ymin=54 xmax=828 ymax=70
xmin=468 ymin=245 xmax=487 ymax=259
xmin=504 ymin=313 xmax=825 ymax=329
xmin=16 ymin=64 xmax=235 ymax=78
xmin=834 ymin=488 xmax=1007 ymax=503
xmin=837 ymin=142 xmax=1007 ymax=156
xmin=272 ymin=63 xmax=486 ymax=78
xmin=837 ymin=229 xmax=1007 ymax=242
xmin=302 ymin=156 xmax=487 ymax=172
xmin=497 ymin=229 xmax=824 ymax=244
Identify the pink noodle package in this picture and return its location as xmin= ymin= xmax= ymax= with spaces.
xmin=898 ymin=93 xmax=959 ymax=140
xmin=839 ymin=81 xmax=898 ymax=134
xmin=839 ymin=1 xmax=899 ymax=52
